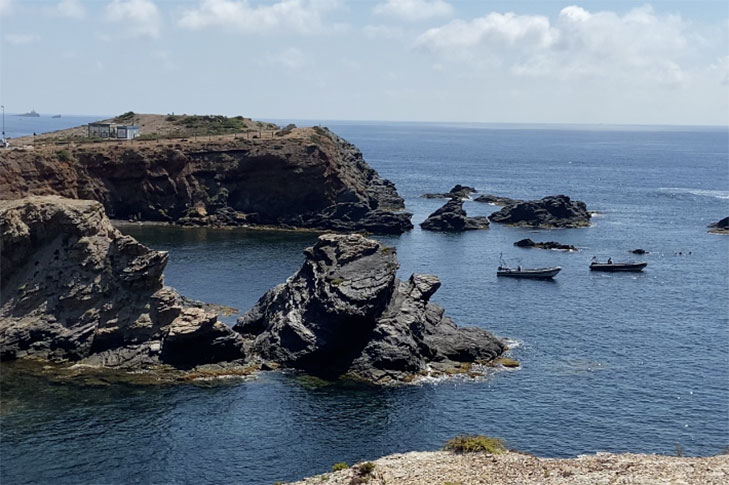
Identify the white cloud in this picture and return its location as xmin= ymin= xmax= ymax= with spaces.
xmin=105 ymin=0 xmax=161 ymax=39
xmin=711 ymin=56 xmax=729 ymax=85
xmin=416 ymin=5 xmax=695 ymax=86
xmin=4 ymin=33 xmax=40 ymax=45
xmin=374 ymin=0 xmax=452 ymax=22
xmin=179 ymin=0 xmax=339 ymax=34
xmin=265 ymin=47 xmax=307 ymax=70
xmin=53 ymin=0 xmax=86 ymax=19
xmin=363 ymin=24 xmax=404 ymax=39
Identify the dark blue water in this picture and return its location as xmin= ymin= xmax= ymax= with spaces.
xmin=1 ymin=114 xmax=105 ymax=140
xmin=2 ymin=122 xmax=728 ymax=485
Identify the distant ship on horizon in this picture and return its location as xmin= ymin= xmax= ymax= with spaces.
xmin=52 ymin=114 xmax=61 ymax=118
xmin=18 ymin=109 xmax=40 ymax=117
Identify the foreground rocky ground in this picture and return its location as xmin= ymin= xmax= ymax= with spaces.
xmin=289 ymin=450 xmax=729 ymax=485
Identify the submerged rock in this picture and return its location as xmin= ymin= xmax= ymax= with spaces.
xmin=422 ymin=184 xmax=477 ymax=199
xmin=708 ymin=216 xmax=729 ymax=234
xmin=474 ymin=194 xmax=523 ymax=206
xmin=489 ymin=195 xmax=591 ymax=228
xmin=420 ymin=199 xmax=490 ymax=232
xmin=234 ymin=234 xmax=504 ymax=384
xmin=514 ymin=238 xmax=578 ymax=251
xmin=0 ymin=196 xmax=246 ymax=369
xmin=630 ymin=248 xmax=649 ymax=255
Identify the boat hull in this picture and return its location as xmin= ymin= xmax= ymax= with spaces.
xmin=497 ymin=267 xmax=561 ymax=279
xmin=590 ymin=262 xmax=647 ymax=272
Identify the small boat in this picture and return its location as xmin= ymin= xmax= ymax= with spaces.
xmin=497 ymin=265 xmax=561 ymax=279
xmin=590 ymin=258 xmax=647 ymax=272
xmin=52 ymin=114 xmax=61 ymax=118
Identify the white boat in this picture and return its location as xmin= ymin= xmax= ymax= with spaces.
xmin=497 ymin=265 xmax=561 ymax=279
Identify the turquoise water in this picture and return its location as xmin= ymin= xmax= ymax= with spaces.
xmin=1 ymin=122 xmax=727 ymax=484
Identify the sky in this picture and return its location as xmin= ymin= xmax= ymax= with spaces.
xmin=1 ymin=0 xmax=728 ymax=125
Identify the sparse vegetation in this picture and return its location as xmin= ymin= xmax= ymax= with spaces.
xmin=55 ymin=149 xmax=71 ymax=161
xmin=444 ymin=435 xmax=506 ymax=454
xmin=114 ymin=111 xmax=136 ymax=123
xmin=331 ymin=462 xmax=349 ymax=472
xmin=357 ymin=462 xmax=375 ymax=476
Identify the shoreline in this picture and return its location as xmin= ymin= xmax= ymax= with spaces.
xmin=287 ymin=450 xmax=729 ymax=485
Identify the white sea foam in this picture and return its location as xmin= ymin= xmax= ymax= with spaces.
xmin=658 ymin=187 xmax=729 ymax=199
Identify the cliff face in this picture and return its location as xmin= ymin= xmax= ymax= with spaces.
xmin=0 ymin=127 xmax=411 ymax=233
xmin=0 ymin=196 xmax=246 ymax=368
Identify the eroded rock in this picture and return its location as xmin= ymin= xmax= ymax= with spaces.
xmin=708 ymin=217 xmax=729 ymax=234
xmin=422 ymin=185 xmax=477 ymax=199
xmin=489 ymin=195 xmax=591 ymax=228
xmin=234 ymin=234 xmax=504 ymax=383
xmin=514 ymin=238 xmax=578 ymax=251
xmin=0 ymin=196 xmax=246 ymax=369
xmin=474 ymin=194 xmax=523 ymax=206
xmin=420 ymin=199 xmax=490 ymax=232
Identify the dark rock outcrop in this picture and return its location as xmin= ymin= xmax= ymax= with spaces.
xmin=422 ymin=185 xmax=476 ymax=199
xmin=489 ymin=195 xmax=591 ymax=228
xmin=420 ymin=199 xmax=489 ymax=232
xmin=708 ymin=217 xmax=729 ymax=234
xmin=0 ymin=126 xmax=410 ymax=234
xmin=0 ymin=196 xmax=246 ymax=369
xmin=514 ymin=238 xmax=577 ymax=251
xmin=474 ymin=194 xmax=523 ymax=206
xmin=234 ymin=234 xmax=504 ymax=384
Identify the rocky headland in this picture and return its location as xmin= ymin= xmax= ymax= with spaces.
xmin=422 ymin=184 xmax=476 ymax=199
xmin=420 ymin=198 xmax=490 ymax=232
xmin=2 ymin=196 xmax=504 ymax=385
xmin=489 ymin=195 xmax=591 ymax=228
xmin=708 ymin=216 xmax=729 ymax=234
xmin=514 ymin=238 xmax=578 ymax=251
xmin=288 ymin=450 xmax=729 ymax=485
xmin=0 ymin=115 xmax=412 ymax=234
xmin=234 ymin=233 xmax=505 ymax=383
xmin=0 ymin=196 xmax=246 ymax=370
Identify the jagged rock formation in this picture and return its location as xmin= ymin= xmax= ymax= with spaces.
xmin=0 ymin=196 xmax=245 ymax=369
xmin=420 ymin=199 xmax=490 ymax=232
xmin=0 ymin=126 xmax=411 ymax=234
xmin=474 ymin=194 xmax=523 ymax=206
xmin=708 ymin=217 xmax=729 ymax=234
xmin=514 ymin=238 xmax=578 ymax=251
xmin=234 ymin=234 xmax=504 ymax=383
xmin=422 ymin=184 xmax=476 ymax=199
xmin=489 ymin=195 xmax=590 ymax=228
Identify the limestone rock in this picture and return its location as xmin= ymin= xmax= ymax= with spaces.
xmin=234 ymin=234 xmax=504 ymax=383
xmin=489 ymin=195 xmax=591 ymax=228
xmin=420 ymin=199 xmax=490 ymax=232
xmin=0 ymin=196 xmax=245 ymax=369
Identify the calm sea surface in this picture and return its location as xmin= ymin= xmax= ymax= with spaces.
xmin=1 ymin=119 xmax=728 ymax=485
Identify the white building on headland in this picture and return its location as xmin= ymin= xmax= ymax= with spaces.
xmin=88 ymin=122 xmax=140 ymax=140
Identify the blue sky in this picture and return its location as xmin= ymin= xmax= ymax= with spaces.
xmin=1 ymin=0 xmax=727 ymax=125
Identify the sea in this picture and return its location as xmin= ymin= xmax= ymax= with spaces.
xmin=1 ymin=115 xmax=728 ymax=485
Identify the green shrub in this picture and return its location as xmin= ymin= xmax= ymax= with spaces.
xmin=357 ymin=462 xmax=375 ymax=476
xmin=331 ymin=462 xmax=349 ymax=472
xmin=56 ymin=149 xmax=71 ymax=162
xmin=444 ymin=435 xmax=506 ymax=454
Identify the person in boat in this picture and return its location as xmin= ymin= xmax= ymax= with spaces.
xmin=607 ymin=258 xmax=612 ymax=264
xmin=517 ymin=265 xmax=521 ymax=271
